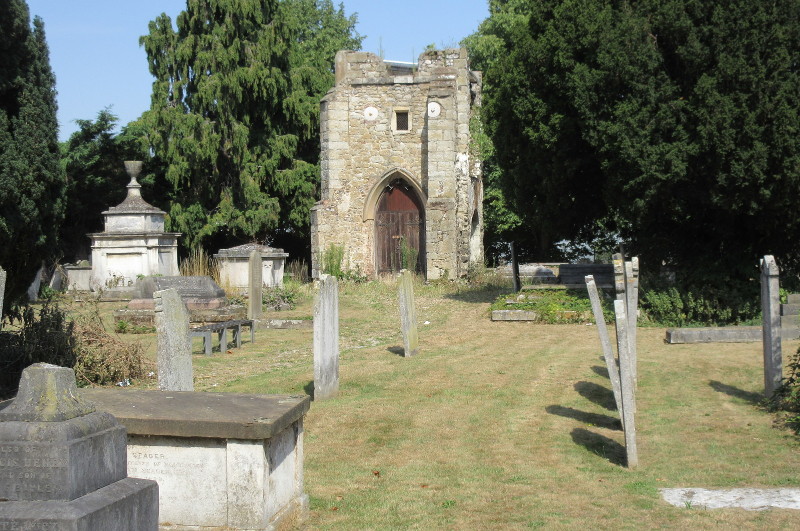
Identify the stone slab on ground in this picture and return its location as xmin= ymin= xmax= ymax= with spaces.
xmin=665 ymin=326 xmax=800 ymax=344
xmin=128 ymin=275 xmax=227 ymax=310
xmin=660 ymin=488 xmax=800 ymax=511
xmin=262 ymin=318 xmax=313 ymax=329
xmin=491 ymin=309 xmax=589 ymax=322
xmin=80 ymin=389 xmax=310 ymax=440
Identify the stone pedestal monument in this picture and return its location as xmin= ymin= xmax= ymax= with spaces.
xmin=89 ymin=161 xmax=180 ymax=293
xmin=0 ymin=363 xmax=158 ymax=529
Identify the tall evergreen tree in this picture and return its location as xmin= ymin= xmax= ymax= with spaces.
xmin=139 ymin=0 xmax=361 ymax=255
xmin=0 ymin=1 xmax=65 ymax=305
xmin=478 ymin=0 xmax=800 ymax=288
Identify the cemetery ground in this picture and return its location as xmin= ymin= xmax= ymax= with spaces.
xmin=61 ymin=280 xmax=800 ymax=528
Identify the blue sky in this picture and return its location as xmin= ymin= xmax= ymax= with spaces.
xmin=25 ymin=0 xmax=489 ymax=142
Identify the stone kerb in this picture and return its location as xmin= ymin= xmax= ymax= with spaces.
xmin=313 ymin=274 xmax=339 ymax=400
xmin=0 ymin=364 xmax=158 ymax=530
xmin=398 ymin=269 xmax=419 ymax=357
xmin=154 ymin=288 xmax=193 ymax=391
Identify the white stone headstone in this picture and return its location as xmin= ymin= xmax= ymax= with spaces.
xmin=248 ymin=250 xmax=263 ymax=322
xmin=761 ymin=255 xmax=782 ymax=397
xmin=313 ymin=275 xmax=339 ymax=400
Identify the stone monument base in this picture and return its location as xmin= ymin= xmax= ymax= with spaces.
xmin=0 ymin=478 xmax=158 ymax=530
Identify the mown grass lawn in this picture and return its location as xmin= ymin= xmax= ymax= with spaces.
xmin=85 ymin=278 xmax=800 ymax=529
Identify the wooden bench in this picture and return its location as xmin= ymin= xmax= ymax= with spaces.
xmin=190 ymin=319 xmax=255 ymax=355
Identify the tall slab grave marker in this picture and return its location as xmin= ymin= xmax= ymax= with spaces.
xmin=585 ymin=275 xmax=623 ymax=421
xmin=0 ymin=363 xmax=158 ymax=529
xmin=313 ymin=274 xmax=339 ymax=399
xmin=614 ymin=300 xmax=638 ymax=468
xmin=248 ymin=249 xmax=263 ymax=323
xmin=761 ymin=255 xmax=782 ymax=397
xmin=0 ymin=266 xmax=5 ymax=329
xmin=398 ymin=269 xmax=420 ymax=357
xmin=155 ymin=288 xmax=193 ymax=391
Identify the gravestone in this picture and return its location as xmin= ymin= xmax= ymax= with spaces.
xmin=0 ymin=363 xmax=158 ymax=529
xmin=0 ymin=266 xmax=6 ymax=328
xmin=510 ymin=242 xmax=521 ymax=292
xmin=248 ymin=250 xmax=263 ymax=322
xmin=397 ymin=269 xmax=419 ymax=357
xmin=585 ymin=275 xmax=623 ymax=419
xmin=155 ymin=288 xmax=193 ymax=391
xmin=761 ymin=255 xmax=782 ymax=398
xmin=128 ymin=275 xmax=226 ymax=310
xmin=614 ymin=299 xmax=638 ymax=468
xmin=313 ymin=275 xmax=339 ymax=400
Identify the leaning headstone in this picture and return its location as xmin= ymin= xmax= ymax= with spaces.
xmin=614 ymin=299 xmax=638 ymax=468
xmin=248 ymin=249 xmax=263 ymax=322
xmin=612 ymin=253 xmax=625 ymax=303
xmin=624 ymin=260 xmax=639 ymax=385
xmin=761 ymin=255 xmax=782 ymax=398
xmin=0 ymin=363 xmax=158 ymax=529
xmin=398 ymin=269 xmax=420 ymax=357
xmin=0 ymin=266 xmax=6 ymax=328
xmin=585 ymin=275 xmax=623 ymax=419
xmin=155 ymin=288 xmax=193 ymax=391
xmin=313 ymin=274 xmax=339 ymax=399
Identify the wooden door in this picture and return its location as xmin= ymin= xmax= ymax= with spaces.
xmin=375 ymin=180 xmax=424 ymax=274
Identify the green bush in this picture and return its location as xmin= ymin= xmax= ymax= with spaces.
xmin=639 ymin=286 xmax=760 ymax=327
xmin=491 ymin=288 xmax=610 ymax=324
xmin=322 ymin=243 xmax=346 ymax=278
xmin=769 ymin=347 xmax=800 ymax=434
xmin=263 ymin=283 xmax=299 ymax=310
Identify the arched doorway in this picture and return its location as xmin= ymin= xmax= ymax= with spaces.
xmin=375 ymin=178 xmax=425 ymax=274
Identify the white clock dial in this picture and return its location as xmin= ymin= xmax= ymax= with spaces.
xmin=427 ymin=101 xmax=441 ymax=118
xmin=364 ymin=106 xmax=378 ymax=120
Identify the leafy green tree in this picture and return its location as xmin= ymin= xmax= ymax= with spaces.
xmin=139 ymin=0 xmax=361 ymax=255
xmin=479 ymin=0 xmax=800 ymax=289
xmin=0 ymin=1 xmax=65 ymax=305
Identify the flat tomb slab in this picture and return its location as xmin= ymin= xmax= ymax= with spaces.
xmin=665 ymin=326 xmax=800 ymax=344
xmin=660 ymin=488 xmax=800 ymax=511
xmin=80 ymin=389 xmax=309 ymax=439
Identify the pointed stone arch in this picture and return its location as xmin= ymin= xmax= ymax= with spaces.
xmin=365 ymin=169 xmax=426 ymax=274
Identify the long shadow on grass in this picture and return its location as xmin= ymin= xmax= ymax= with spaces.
xmin=708 ymin=380 xmax=763 ymax=405
xmin=590 ymin=365 xmax=609 ymax=379
xmin=387 ymin=346 xmax=406 ymax=357
xmin=570 ymin=428 xmax=626 ymax=465
xmin=444 ymin=286 xmax=506 ymax=304
xmin=546 ymin=405 xmax=621 ymax=431
xmin=574 ymin=381 xmax=617 ymax=411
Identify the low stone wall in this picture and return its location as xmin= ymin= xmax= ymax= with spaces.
xmin=81 ymin=389 xmax=310 ymax=530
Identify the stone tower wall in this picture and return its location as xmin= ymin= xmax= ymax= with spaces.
xmin=311 ymin=49 xmax=483 ymax=279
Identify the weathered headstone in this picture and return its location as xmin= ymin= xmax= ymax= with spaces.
xmin=0 ymin=363 xmax=158 ymax=529
xmin=761 ymin=255 xmax=782 ymax=398
xmin=0 ymin=266 xmax=6 ymax=328
xmin=614 ymin=299 xmax=638 ymax=468
xmin=248 ymin=249 xmax=263 ymax=322
xmin=398 ymin=269 xmax=420 ymax=357
xmin=510 ymin=242 xmax=521 ymax=292
xmin=624 ymin=260 xmax=639 ymax=385
xmin=313 ymin=274 xmax=339 ymax=399
xmin=585 ymin=275 xmax=623 ymax=419
xmin=155 ymin=288 xmax=193 ymax=391
xmin=128 ymin=275 xmax=227 ymax=310
xmin=612 ymin=253 xmax=624 ymax=302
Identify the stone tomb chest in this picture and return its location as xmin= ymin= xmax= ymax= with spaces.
xmin=81 ymin=389 xmax=310 ymax=530
xmin=215 ymin=243 xmax=289 ymax=290
xmin=127 ymin=275 xmax=227 ymax=310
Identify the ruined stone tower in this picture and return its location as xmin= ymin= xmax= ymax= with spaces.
xmin=310 ymin=49 xmax=483 ymax=280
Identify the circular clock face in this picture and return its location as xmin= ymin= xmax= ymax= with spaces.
xmin=427 ymin=101 xmax=441 ymax=118
xmin=364 ymin=106 xmax=378 ymax=121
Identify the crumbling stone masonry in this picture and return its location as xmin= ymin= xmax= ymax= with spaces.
xmin=311 ymin=49 xmax=483 ymax=280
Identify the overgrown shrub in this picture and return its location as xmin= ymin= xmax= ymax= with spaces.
xmin=322 ymin=244 xmax=345 ymax=278
xmin=0 ymin=302 xmax=79 ymax=395
xmin=180 ymin=246 xmax=220 ymax=280
xmin=263 ymin=283 xmax=299 ymax=311
xmin=286 ymin=258 xmax=309 ymax=283
xmin=639 ymin=286 xmax=760 ymax=327
xmin=491 ymin=288 xmax=610 ymax=324
xmin=769 ymin=347 xmax=800 ymax=434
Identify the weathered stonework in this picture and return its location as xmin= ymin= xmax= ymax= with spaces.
xmin=311 ymin=49 xmax=483 ymax=280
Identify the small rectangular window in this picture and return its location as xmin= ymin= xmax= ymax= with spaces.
xmin=395 ymin=111 xmax=409 ymax=131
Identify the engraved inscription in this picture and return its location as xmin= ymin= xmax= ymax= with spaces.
xmin=0 ymin=522 xmax=60 ymax=530
xmin=0 ymin=444 xmax=67 ymax=497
